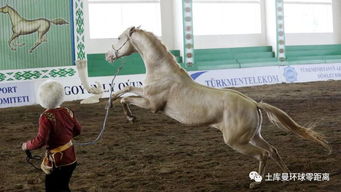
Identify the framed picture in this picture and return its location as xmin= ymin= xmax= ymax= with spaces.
xmin=0 ymin=0 xmax=75 ymax=70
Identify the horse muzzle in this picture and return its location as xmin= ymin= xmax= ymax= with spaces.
xmin=105 ymin=50 xmax=117 ymax=63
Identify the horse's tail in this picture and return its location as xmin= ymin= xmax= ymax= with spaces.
xmin=257 ymin=101 xmax=331 ymax=154
xmin=50 ymin=18 xmax=69 ymax=25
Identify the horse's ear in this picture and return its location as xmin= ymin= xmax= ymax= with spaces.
xmin=129 ymin=26 xmax=136 ymax=37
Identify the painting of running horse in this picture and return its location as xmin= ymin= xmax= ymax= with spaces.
xmin=81 ymin=27 xmax=331 ymax=188
xmin=0 ymin=5 xmax=68 ymax=53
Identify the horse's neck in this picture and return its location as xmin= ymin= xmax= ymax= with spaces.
xmin=8 ymin=8 xmax=24 ymax=24
xmin=131 ymin=32 xmax=177 ymax=75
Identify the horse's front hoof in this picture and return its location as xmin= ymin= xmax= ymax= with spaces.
xmin=127 ymin=115 xmax=137 ymax=123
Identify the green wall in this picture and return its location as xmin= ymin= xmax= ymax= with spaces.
xmin=87 ymin=50 xmax=182 ymax=77
xmin=87 ymin=45 xmax=341 ymax=76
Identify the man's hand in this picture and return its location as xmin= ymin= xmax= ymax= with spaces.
xmin=21 ymin=143 xmax=27 ymax=151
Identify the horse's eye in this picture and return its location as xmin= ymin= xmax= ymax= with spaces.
xmin=118 ymin=37 xmax=121 ymax=40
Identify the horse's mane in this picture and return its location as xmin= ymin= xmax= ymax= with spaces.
xmin=136 ymin=29 xmax=192 ymax=79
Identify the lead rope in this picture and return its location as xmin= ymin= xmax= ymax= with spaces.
xmin=75 ymin=58 xmax=125 ymax=146
xmin=74 ymin=38 xmax=129 ymax=146
xmin=74 ymin=37 xmax=130 ymax=146
xmin=25 ymin=150 xmax=42 ymax=171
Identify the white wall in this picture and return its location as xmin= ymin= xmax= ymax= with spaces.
xmin=83 ymin=0 xmax=341 ymax=55
xmin=160 ymin=0 xmax=175 ymax=49
xmin=285 ymin=0 xmax=341 ymax=45
xmin=84 ymin=0 xmax=181 ymax=54
xmin=285 ymin=33 xmax=336 ymax=45
xmin=83 ymin=1 xmax=109 ymax=54
xmin=193 ymin=0 xmax=267 ymax=49
xmin=265 ymin=0 xmax=277 ymax=54
xmin=194 ymin=34 xmax=266 ymax=49
xmin=333 ymin=0 xmax=341 ymax=43
xmin=173 ymin=0 xmax=184 ymax=52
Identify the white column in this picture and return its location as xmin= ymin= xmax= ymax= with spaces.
xmin=182 ymin=0 xmax=195 ymax=67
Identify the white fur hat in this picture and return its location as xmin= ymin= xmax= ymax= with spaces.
xmin=37 ymin=79 xmax=64 ymax=109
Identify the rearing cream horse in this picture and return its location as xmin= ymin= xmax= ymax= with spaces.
xmin=0 ymin=5 xmax=68 ymax=53
xmin=103 ymin=27 xmax=331 ymax=188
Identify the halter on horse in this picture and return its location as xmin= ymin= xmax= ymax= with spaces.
xmin=101 ymin=27 xmax=330 ymax=188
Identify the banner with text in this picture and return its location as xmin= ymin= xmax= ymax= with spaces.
xmin=189 ymin=66 xmax=283 ymax=88
xmin=1 ymin=63 xmax=341 ymax=108
xmin=281 ymin=64 xmax=341 ymax=83
xmin=0 ymin=81 xmax=36 ymax=108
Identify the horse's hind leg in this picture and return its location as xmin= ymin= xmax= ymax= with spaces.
xmin=222 ymin=123 xmax=269 ymax=188
xmin=228 ymin=142 xmax=269 ymax=175
xmin=29 ymin=39 xmax=43 ymax=53
xmin=251 ymin=134 xmax=290 ymax=173
xmin=29 ymin=31 xmax=47 ymax=53
xmin=227 ymin=141 xmax=269 ymax=188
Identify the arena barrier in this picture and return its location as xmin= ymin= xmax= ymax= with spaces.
xmin=1 ymin=62 xmax=341 ymax=108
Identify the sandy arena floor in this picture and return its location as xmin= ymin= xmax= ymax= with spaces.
xmin=0 ymin=80 xmax=340 ymax=192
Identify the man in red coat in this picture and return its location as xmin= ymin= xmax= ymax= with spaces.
xmin=22 ymin=80 xmax=82 ymax=192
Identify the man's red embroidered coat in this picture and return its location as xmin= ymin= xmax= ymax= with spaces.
xmin=25 ymin=107 xmax=81 ymax=166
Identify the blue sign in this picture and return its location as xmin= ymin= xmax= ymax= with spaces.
xmin=283 ymin=66 xmax=297 ymax=83
xmin=190 ymin=71 xmax=207 ymax=80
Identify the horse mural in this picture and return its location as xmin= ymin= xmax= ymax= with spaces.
xmin=0 ymin=5 xmax=68 ymax=53
xmin=80 ymin=27 xmax=331 ymax=188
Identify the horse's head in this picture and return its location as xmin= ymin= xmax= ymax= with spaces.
xmin=105 ymin=26 xmax=137 ymax=63
xmin=0 ymin=5 xmax=10 ymax=13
